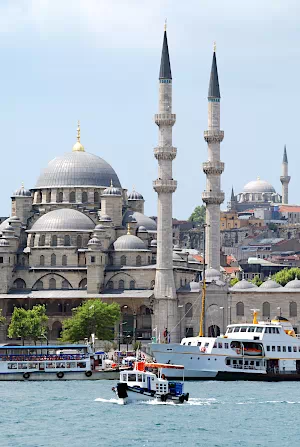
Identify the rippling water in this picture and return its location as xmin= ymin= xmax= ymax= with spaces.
xmin=1 ymin=380 xmax=299 ymax=446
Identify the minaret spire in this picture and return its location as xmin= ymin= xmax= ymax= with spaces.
xmin=72 ymin=120 xmax=85 ymax=152
xmin=280 ymin=145 xmax=290 ymax=204
xmin=153 ymin=25 xmax=178 ymax=342
xmin=202 ymin=45 xmax=224 ymax=271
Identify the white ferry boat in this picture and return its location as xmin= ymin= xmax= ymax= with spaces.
xmin=112 ymin=362 xmax=189 ymax=404
xmin=151 ymin=315 xmax=300 ymax=381
xmin=0 ymin=344 xmax=118 ymax=380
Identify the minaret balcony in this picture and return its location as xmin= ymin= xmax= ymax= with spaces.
xmin=154 ymin=147 xmax=177 ymax=161
xmin=202 ymin=191 xmax=225 ymax=205
xmin=204 ymin=130 xmax=224 ymax=143
xmin=202 ymin=161 xmax=224 ymax=175
xmin=153 ymin=179 xmax=177 ymax=193
xmin=280 ymin=176 xmax=291 ymax=184
xmin=154 ymin=114 xmax=176 ymax=126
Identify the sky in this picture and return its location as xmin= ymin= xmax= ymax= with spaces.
xmin=0 ymin=0 xmax=299 ymax=219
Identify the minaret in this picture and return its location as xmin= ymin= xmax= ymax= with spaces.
xmin=280 ymin=145 xmax=290 ymax=204
xmin=202 ymin=44 xmax=224 ymax=271
xmin=228 ymin=186 xmax=236 ymax=211
xmin=153 ymin=24 xmax=178 ymax=342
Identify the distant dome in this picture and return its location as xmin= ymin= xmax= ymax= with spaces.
xmin=35 ymin=151 xmax=121 ymax=189
xmin=243 ymin=179 xmax=275 ymax=194
xmin=113 ymin=234 xmax=147 ymax=251
xmin=102 ymin=182 xmax=122 ymax=196
xmin=260 ymin=279 xmax=282 ymax=289
xmin=13 ymin=185 xmax=32 ymax=197
xmin=123 ymin=210 xmax=156 ymax=232
xmin=138 ymin=226 xmax=147 ymax=232
xmin=0 ymin=238 xmax=9 ymax=246
xmin=88 ymin=237 xmax=101 ymax=246
xmin=30 ymin=209 xmax=94 ymax=232
xmin=128 ymin=189 xmax=144 ymax=200
xmin=2 ymin=225 xmax=14 ymax=233
xmin=205 ymin=268 xmax=221 ymax=280
xmin=95 ymin=224 xmax=106 ymax=231
xmin=231 ymin=279 xmax=258 ymax=290
xmin=285 ymin=278 xmax=300 ymax=289
xmin=99 ymin=214 xmax=112 ymax=222
xmin=150 ymin=239 xmax=157 ymax=247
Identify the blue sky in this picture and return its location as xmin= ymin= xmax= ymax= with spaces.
xmin=0 ymin=0 xmax=299 ymax=218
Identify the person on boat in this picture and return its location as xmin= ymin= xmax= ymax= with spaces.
xmin=161 ymin=374 xmax=166 ymax=380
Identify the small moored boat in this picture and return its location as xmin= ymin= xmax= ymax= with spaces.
xmin=112 ymin=362 xmax=189 ymax=405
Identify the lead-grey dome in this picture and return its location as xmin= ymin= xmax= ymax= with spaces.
xmin=13 ymin=185 xmax=32 ymax=197
xmin=35 ymin=151 xmax=121 ymax=189
xmin=123 ymin=210 xmax=156 ymax=232
xmin=243 ymin=179 xmax=275 ymax=194
xmin=102 ymin=183 xmax=122 ymax=196
xmin=113 ymin=234 xmax=147 ymax=251
xmin=260 ymin=279 xmax=282 ymax=289
xmin=285 ymin=278 xmax=300 ymax=289
xmin=128 ymin=190 xmax=144 ymax=200
xmin=29 ymin=209 xmax=95 ymax=232
xmin=231 ymin=279 xmax=258 ymax=290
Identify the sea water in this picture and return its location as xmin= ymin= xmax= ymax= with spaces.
xmin=0 ymin=380 xmax=300 ymax=446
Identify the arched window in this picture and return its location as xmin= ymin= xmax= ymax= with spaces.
xmin=51 ymin=254 xmax=56 ymax=266
xmin=46 ymin=191 xmax=51 ymax=203
xmin=37 ymin=191 xmax=42 ymax=203
xmin=49 ymin=278 xmax=56 ymax=289
xmin=62 ymin=279 xmax=69 ymax=289
xmin=107 ymin=280 xmax=113 ymax=289
xmin=136 ymin=255 xmax=142 ymax=266
xmin=129 ymin=280 xmax=135 ymax=289
xmin=262 ymin=301 xmax=270 ymax=318
xmin=30 ymin=235 xmax=35 ymax=247
xmin=236 ymin=302 xmax=244 ymax=317
xmin=13 ymin=278 xmax=26 ymax=289
xmin=185 ymin=302 xmax=193 ymax=318
xmin=57 ymin=191 xmax=63 ymax=203
xmin=82 ymin=191 xmax=88 ymax=203
xmin=77 ymin=235 xmax=82 ymax=248
xmin=35 ymin=280 xmax=43 ymax=290
xmin=290 ymin=301 xmax=297 ymax=317
xmin=64 ymin=235 xmax=71 ymax=246
xmin=69 ymin=191 xmax=76 ymax=203
xmin=40 ymin=255 xmax=45 ymax=266
xmin=119 ymin=279 xmax=125 ymax=290
xmin=94 ymin=191 xmax=99 ymax=203
xmin=51 ymin=235 xmax=57 ymax=247
xmin=79 ymin=278 xmax=87 ymax=289
xmin=120 ymin=255 xmax=126 ymax=266
xmin=39 ymin=235 xmax=45 ymax=246
xmin=62 ymin=255 xmax=67 ymax=266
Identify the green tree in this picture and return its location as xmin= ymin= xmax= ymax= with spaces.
xmin=230 ymin=277 xmax=239 ymax=287
xmin=272 ymin=267 xmax=300 ymax=286
xmin=28 ymin=304 xmax=48 ymax=345
xmin=8 ymin=307 xmax=31 ymax=345
xmin=251 ymin=275 xmax=263 ymax=287
xmin=188 ymin=205 xmax=206 ymax=226
xmin=60 ymin=299 xmax=120 ymax=343
xmin=133 ymin=341 xmax=142 ymax=352
xmin=0 ymin=309 xmax=5 ymax=325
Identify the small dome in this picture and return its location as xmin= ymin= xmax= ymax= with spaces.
xmin=88 ymin=236 xmax=101 ymax=245
xmin=99 ymin=214 xmax=112 ymax=222
xmin=138 ymin=226 xmax=147 ymax=232
xmin=123 ymin=210 xmax=156 ymax=232
xmin=128 ymin=189 xmax=144 ymax=200
xmin=150 ymin=239 xmax=157 ymax=247
xmin=29 ymin=209 xmax=94 ymax=232
xmin=260 ymin=279 xmax=282 ymax=289
xmin=102 ymin=181 xmax=122 ymax=196
xmin=13 ymin=185 xmax=32 ymax=197
xmin=95 ymin=224 xmax=106 ymax=231
xmin=231 ymin=279 xmax=258 ymax=290
xmin=2 ymin=225 xmax=14 ymax=233
xmin=285 ymin=278 xmax=300 ymax=289
xmin=113 ymin=234 xmax=147 ymax=251
xmin=243 ymin=178 xmax=275 ymax=194
xmin=0 ymin=238 xmax=9 ymax=246
xmin=205 ymin=268 xmax=221 ymax=280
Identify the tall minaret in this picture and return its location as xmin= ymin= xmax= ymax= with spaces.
xmin=280 ymin=145 xmax=290 ymax=204
xmin=153 ymin=25 xmax=178 ymax=342
xmin=202 ymin=45 xmax=224 ymax=271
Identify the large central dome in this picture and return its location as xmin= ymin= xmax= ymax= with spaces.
xmin=35 ymin=151 xmax=121 ymax=189
xmin=243 ymin=178 xmax=275 ymax=194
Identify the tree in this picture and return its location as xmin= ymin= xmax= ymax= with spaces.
xmin=8 ymin=305 xmax=48 ymax=345
xmin=28 ymin=304 xmax=48 ymax=345
xmin=133 ymin=341 xmax=142 ymax=352
xmin=8 ymin=307 xmax=31 ymax=345
xmin=230 ymin=277 xmax=239 ymax=287
xmin=60 ymin=299 xmax=121 ymax=343
xmin=272 ymin=267 xmax=300 ymax=286
xmin=188 ymin=206 xmax=206 ymax=226
xmin=0 ymin=309 xmax=5 ymax=325
xmin=251 ymin=275 xmax=263 ymax=287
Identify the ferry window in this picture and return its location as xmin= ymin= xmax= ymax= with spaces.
xmin=226 ymin=359 xmax=230 ymax=365
xmin=77 ymin=362 xmax=86 ymax=368
xmin=205 ymin=343 xmax=209 ymax=348
xmin=213 ymin=342 xmax=217 ymax=348
xmin=28 ymin=363 xmax=38 ymax=369
xmin=225 ymin=343 xmax=229 ymax=349
xmin=238 ymin=360 xmax=243 ymax=365
xmin=250 ymin=361 xmax=254 ymax=366
xmin=8 ymin=363 xmax=17 ymax=369
xmin=272 ymin=328 xmax=276 ymax=334
xmin=244 ymin=360 xmax=249 ymax=365
xmin=288 ymin=346 xmax=292 ymax=353
xmin=46 ymin=363 xmax=55 ymax=369
xmin=233 ymin=360 xmax=237 ymax=365
xmin=255 ymin=327 xmax=263 ymax=333
xmin=218 ymin=343 xmax=223 ymax=348
xmin=266 ymin=346 xmax=270 ymax=351
xmin=272 ymin=346 xmax=275 ymax=352
xmin=283 ymin=346 xmax=286 ymax=352
xmin=256 ymin=361 xmax=260 ymax=367
xmin=276 ymin=328 xmax=280 ymax=334
xmin=277 ymin=346 xmax=281 ymax=352
xmin=188 ymin=342 xmax=191 ymax=346
xmin=240 ymin=327 xmax=247 ymax=332
xmin=197 ymin=342 xmax=201 ymax=347
xmin=227 ymin=328 xmax=233 ymax=333
xmin=137 ymin=374 xmax=143 ymax=382
xmin=233 ymin=327 xmax=241 ymax=332
xmin=265 ymin=328 xmax=270 ymax=334
xmin=18 ymin=363 xmax=28 ymax=369
xmin=248 ymin=327 xmax=255 ymax=332
xmin=293 ymin=346 xmax=297 ymax=352
xmin=128 ymin=374 xmax=136 ymax=382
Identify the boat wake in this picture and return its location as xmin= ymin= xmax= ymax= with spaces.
xmin=94 ymin=397 xmax=217 ymax=406
xmin=94 ymin=397 xmax=120 ymax=404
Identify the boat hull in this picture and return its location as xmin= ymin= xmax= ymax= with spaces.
xmin=0 ymin=370 xmax=119 ymax=381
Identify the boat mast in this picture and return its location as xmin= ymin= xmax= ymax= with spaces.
xmin=199 ymin=224 xmax=206 ymax=336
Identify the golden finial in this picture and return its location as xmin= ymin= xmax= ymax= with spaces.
xmin=127 ymin=223 xmax=131 ymax=235
xmin=213 ymin=41 xmax=216 ymax=53
xmin=164 ymin=19 xmax=167 ymax=31
xmin=72 ymin=120 xmax=85 ymax=152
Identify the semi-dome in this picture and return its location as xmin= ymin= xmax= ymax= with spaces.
xmin=113 ymin=234 xmax=147 ymax=251
xmin=260 ymin=279 xmax=282 ymax=289
xmin=243 ymin=178 xmax=275 ymax=194
xmin=12 ymin=184 xmax=32 ymax=197
xmin=231 ymin=279 xmax=258 ymax=290
xmin=128 ymin=189 xmax=144 ymax=200
xmin=123 ymin=210 xmax=156 ymax=232
xmin=285 ymin=278 xmax=300 ymax=289
xmin=29 ymin=209 xmax=95 ymax=233
xmin=35 ymin=151 xmax=121 ymax=189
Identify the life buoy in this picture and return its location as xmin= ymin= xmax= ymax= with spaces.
xmin=23 ymin=372 xmax=30 ymax=380
xmin=57 ymin=372 xmax=64 ymax=379
xmin=200 ymin=347 xmax=206 ymax=353
xmin=85 ymin=370 xmax=92 ymax=378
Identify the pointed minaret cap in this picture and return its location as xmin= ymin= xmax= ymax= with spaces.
xmin=72 ymin=120 xmax=85 ymax=152
xmin=231 ymin=186 xmax=235 ymax=200
xmin=283 ymin=145 xmax=288 ymax=163
xmin=208 ymin=43 xmax=220 ymax=99
xmin=159 ymin=21 xmax=172 ymax=80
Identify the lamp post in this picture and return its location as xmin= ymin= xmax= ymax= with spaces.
xmin=220 ymin=307 xmax=225 ymax=334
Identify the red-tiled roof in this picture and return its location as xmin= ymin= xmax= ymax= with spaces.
xmin=279 ymin=205 xmax=300 ymax=213
xmin=223 ymin=266 xmax=240 ymax=274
